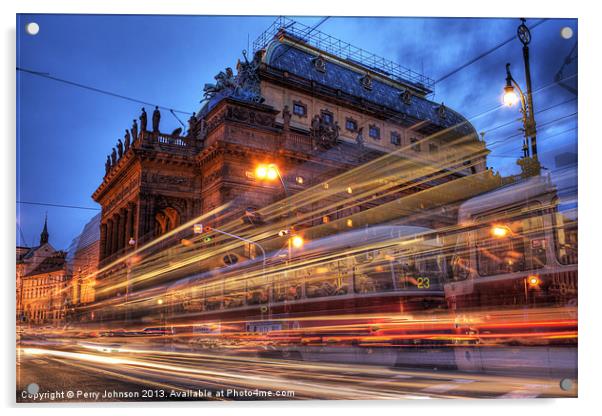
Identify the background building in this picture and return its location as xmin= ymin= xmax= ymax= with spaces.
xmin=92 ymin=18 xmax=496 ymax=300
xmin=66 ymin=213 xmax=101 ymax=309
xmin=18 ymin=217 xmax=70 ymax=326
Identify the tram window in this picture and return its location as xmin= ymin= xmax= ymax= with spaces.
xmin=392 ymin=259 xmax=419 ymax=289
xmin=392 ymin=257 xmax=443 ymax=290
xmin=476 ymin=207 xmax=545 ymax=276
xmin=223 ymin=278 xmax=245 ymax=309
xmin=273 ymin=272 xmax=303 ymax=302
xmin=306 ymin=261 xmax=350 ymax=298
xmin=554 ymin=211 xmax=578 ymax=265
xmin=449 ymin=233 xmax=471 ymax=281
xmin=246 ymin=276 xmax=269 ymax=305
xmin=354 ymin=259 xmax=395 ymax=293
xmin=204 ymin=280 xmax=223 ymax=311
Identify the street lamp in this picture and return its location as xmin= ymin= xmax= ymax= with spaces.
xmin=502 ymin=18 xmax=541 ymax=176
xmin=491 ymin=224 xmax=511 ymax=238
xmin=290 ymin=235 xmax=304 ymax=249
xmin=255 ymin=163 xmax=289 ymax=196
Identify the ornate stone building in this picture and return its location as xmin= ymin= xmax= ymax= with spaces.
xmin=92 ymin=18 xmax=495 ymax=300
xmin=17 ymin=217 xmax=70 ymax=325
xmin=66 ymin=213 xmax=101 ymax=309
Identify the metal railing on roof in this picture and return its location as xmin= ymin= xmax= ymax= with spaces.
xmin=252 ymin=16 xmax=435 ymax=92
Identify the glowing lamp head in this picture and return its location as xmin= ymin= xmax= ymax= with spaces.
xmin=255 ymin=163 xmax=280 ymax=181
xmin=527 ymin=275 xmax=541 ymax=288
xmin=266 ymin=164 xmax=279 ymax=181
xmin=503 ymin=85 xmax=519 ymax=107
xmin=291 ymin=235 xmax=304 ymax=249
xmin=255 ymin=164 xmax=268 ymax=179
xmin=491 ymin=224 xmax=510 ymax=238
xmin=157 ymin=298 xmax=164 ymax=305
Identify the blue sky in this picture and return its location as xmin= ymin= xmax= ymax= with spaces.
xmin=16 ymin=15 xmax=577 ymax=249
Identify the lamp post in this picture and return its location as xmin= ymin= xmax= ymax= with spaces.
xmin=255 ymin=163 xmax=289 ymax=197
xmin=502 ymin=18 xmax=541 ymax=176
xmin=124 ymin=237 xmax=136 ymax=323
xmin=197 ymin=225 xmax=266 ymax=281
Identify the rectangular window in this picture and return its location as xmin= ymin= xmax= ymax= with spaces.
xmin=429 ymin=143 xmax=438 ymax=153
xmin=306 ymin=260 xmax=350 ymax=298
xmin=321 ymin=111 xmax=334 ymax=124
xmin=390 ymin=132 xmax=401 ymax=146
xmin=554 ymin=209 xmax=578 ymax=265
xmin=369 ymin=125 xmax=380 ymax=140
xmin=292 ymin=101 xmax=307 ymax=117
xmin=410 ymin=137 xmax=420 ymax=152
xmin=345 ymin=118 xmax=357 ymax=132
xmin=476 ymin=204 xmax=546 ymax=276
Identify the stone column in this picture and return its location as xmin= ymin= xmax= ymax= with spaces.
xmin=117 ymin=209 xmax=126 ymax=252
xmin=124 ymin=205 xmax=132 ymax=250
xmin=136 ymin=194 xmax=148 ymax=242
xmin=106 ymin=219 xmax=114 ymax=256
xmin=112 ymin=215 xmax=119 ymax=255
xmin=99 ymin=222 xmax=108 ymax=260
xmin=137 ymin=194 xmax=155 ymax=238
xmin=127 ymin=202 xmax=136 ymax=247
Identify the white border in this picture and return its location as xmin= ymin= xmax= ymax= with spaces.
xmin=2 ymin=0 xmax=600 ymax=415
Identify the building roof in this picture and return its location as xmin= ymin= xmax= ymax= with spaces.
xmin=24 ymin=251 xmax=67 ymax=277
xmin=263 ymin=39 xmax=475 ymax=137
xmin=252 ymin=17 xmax=434 ymax=92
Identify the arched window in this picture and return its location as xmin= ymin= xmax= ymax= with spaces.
xmin=154 ymin=207 xmax=180 ymax=236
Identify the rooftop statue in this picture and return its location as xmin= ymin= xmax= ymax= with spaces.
xmin=111 ymin=148 xmax=117 ymax=165
xmin=152 ymin=106 xmax=161 ymax=132
xmin=203 ymin=68 xmax=236 ymax=99
xmin=139 ymin=107 xmax=147 ymax=132
xmin=202 ymin=50 xmax=264 ymax=104
xmin=131 ymin=119 xmax=138 ymax=142
xmin=117 ymin=139 xmax=124 ymax=158
xmin=187 ymin=112 xmax=197 ymax=137
xmin=124 ymin=129 xmax=131 ymax=151
xmin=105 ymin=155 xmax=111 ymax=174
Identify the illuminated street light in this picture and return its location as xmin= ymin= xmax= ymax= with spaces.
xmin=255 ymin=163 xmax=280 ymax=181
xmin=503 ymin=84 xmax=519 ymax=107
xmin=128 ymin=237 xmax=136 ymax=246
xmin=266 ymin=164 xmax=279 ymax=180
xmin=491 ymin=224 xmax=511 ymax=238
xmin=255 ymin=164 xmax=268 ymax=179
xmin=502 ymin=18 xmax=540 ymax=176
xmin=527 ymin=275 xmax=541 ymax=287
xmin=291 ymin=235 xmax=304 ymax=249
xmin=157 ymin=298 xmax=164 ymax=305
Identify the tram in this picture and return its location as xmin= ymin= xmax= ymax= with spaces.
xmin=443 ymin=174 xmax=577 ymax=377
xmin=160 ymin=225 xmax=455 ymax=366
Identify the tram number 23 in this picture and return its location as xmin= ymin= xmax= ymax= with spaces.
xmin=416 ymin=277 xmax=430 ymax=289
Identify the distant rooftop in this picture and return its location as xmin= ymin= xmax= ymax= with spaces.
xmin=252 ymin=16 xmax=435 ymax=93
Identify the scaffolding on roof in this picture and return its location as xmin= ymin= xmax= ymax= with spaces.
xmin=252 ymin=16 xmax=435 ymax=93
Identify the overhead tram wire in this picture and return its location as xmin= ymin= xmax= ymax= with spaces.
xmin=488 ymin=126 xmax=578 ymax=158
xmin=16 ymin=67 xmax=193 ymax=116
xmin=434 ymin=19 xmax=549 ymax=84
xmin=483 ymin=97 xmax=577 ymax=135
xmin=486 ymin=111 xmax=577 ymax=148
xmin=16 ymin=201 xmax=101 ymax=211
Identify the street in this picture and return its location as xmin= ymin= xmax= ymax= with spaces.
xmin=17 ymin=338 xmax=577 ymax=402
